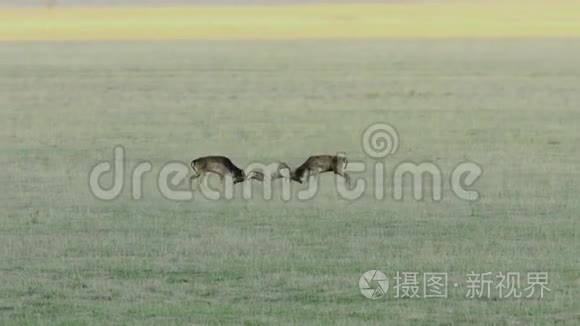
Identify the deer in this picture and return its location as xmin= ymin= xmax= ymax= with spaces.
xmin=189 ymin=156 xmax=263 ymax=187
xmin=291 ymin=154 xmax=350 ymax=186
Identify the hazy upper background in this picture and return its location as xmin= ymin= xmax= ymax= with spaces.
xmin=1 ymin=0 xmax=429 ymax=7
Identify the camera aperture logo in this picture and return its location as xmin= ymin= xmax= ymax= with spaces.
xmin=359 ymin=270 xmax=389 ymax=299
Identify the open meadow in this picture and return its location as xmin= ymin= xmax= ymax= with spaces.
xmin=1 ymin=0 xmax=580 ymax=324
xmin=1 ymin=39 xmax=579 ymax=324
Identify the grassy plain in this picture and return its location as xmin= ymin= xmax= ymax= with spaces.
xmin=1 ymin=1 xmax=580 ymax=40
xmin=0 ymin=40 xmax=579 ymax=324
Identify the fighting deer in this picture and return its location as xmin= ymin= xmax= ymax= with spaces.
xmin=291 ymin=154 xmax=350 ymax=185
xmin=189 ymin=156 xmax=263 ymax=186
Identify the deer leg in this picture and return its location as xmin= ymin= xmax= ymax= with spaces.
xmin=335 ymin=165 xmax=351 ymax=187
xmin=336 ymin=171 xmax=351 ymax=187
xmin=202 ymin=170 xmax=227 ymax=191
xmin=189 ymin=172 xmax=201 ymax=190
xmin=334 ymin=159 xmax=350 ymax=187
xmin=308 ymin=168 xmax=323 ymax=182
xmin=189 ymin=174 xmax=199 ymax=183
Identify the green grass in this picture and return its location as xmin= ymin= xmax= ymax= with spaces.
xmin=0 ymin=40 xmax=579 ymax=324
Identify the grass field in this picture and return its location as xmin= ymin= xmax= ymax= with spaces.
xmin=1 ymin=39 xmax=579 ymax=324
xmin=2 ymin=1 xmax=580 ymax=40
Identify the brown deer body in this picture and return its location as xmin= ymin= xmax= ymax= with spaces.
xmin=190 ymin=156 xmax=262 ymax=185
xmin=291 ymin=154 xmax=349 ymax=185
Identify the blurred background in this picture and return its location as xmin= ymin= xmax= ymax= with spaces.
xmin=2 ymin=0 xmax=579 ymax=40
xmin=8 ymin=0 xmax=424 ymax=6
